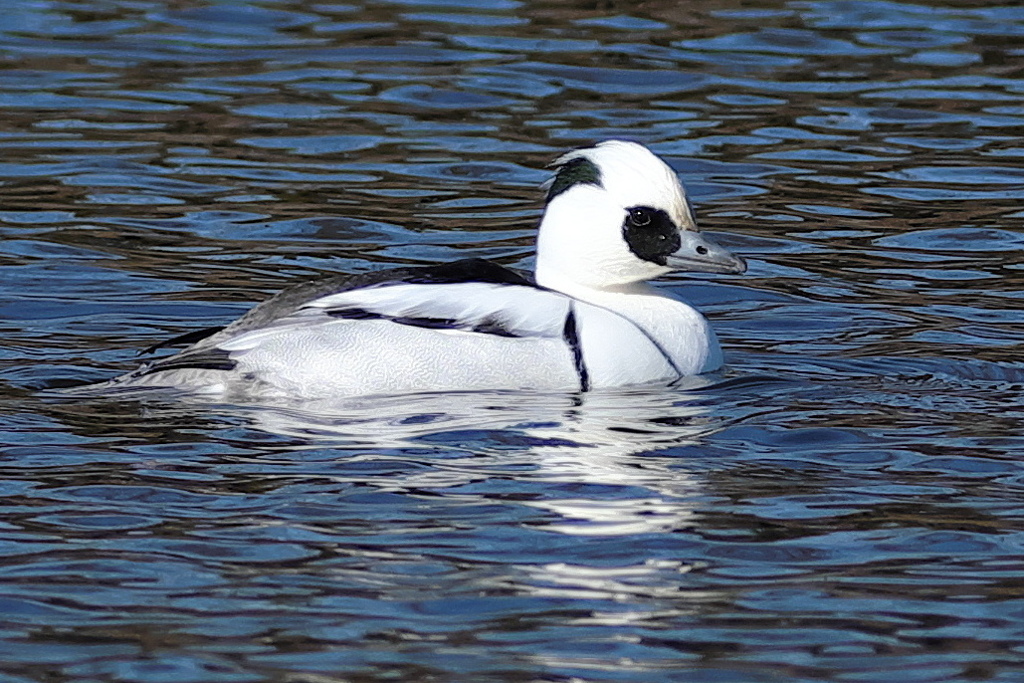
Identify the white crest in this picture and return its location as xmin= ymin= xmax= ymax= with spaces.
xmin=554 ymin=140 xmax=696 ymax=230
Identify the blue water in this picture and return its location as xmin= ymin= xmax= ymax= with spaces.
xmin=2 ymin=1 xmax=1024 ymax=681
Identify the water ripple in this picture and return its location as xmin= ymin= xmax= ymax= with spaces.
xmin=2 ymin=0 xmax=1024 ymax=681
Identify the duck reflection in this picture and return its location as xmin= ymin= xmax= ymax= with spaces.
xmin=43 ymin=378 xmax=733 ymax=616
xmin=181 ymin=377 xmax=723 ymax=536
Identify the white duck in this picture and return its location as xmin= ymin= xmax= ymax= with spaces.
xmin=101 ymin=140 xmax=746 ymax=399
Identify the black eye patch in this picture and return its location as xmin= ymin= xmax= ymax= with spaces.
xmin=622 ymin=206 xmax=680 ymax=266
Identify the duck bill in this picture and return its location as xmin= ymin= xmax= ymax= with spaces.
xmin=665 ymin=231 xmax=747 ymax=274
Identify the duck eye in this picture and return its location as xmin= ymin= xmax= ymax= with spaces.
xmin=628 ymin=208 xmax=652 ymax=227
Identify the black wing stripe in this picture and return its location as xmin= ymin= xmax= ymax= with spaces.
xmin=210 ymin=259 xmax=535 ymax=342
xmin=563 ymin=304 xmax=590 ymax=393
xmin=472 ymin=317 xmax=519 ymax=338
xmin=326 ymin=307 xmax=380 ymax=320
xmin=138 ymin=348 xmax=237 ymax=375
xmin=391 ymin=316 xmax=459 ymax=330
xmin=138 ymin=325 xmax=226 ymax=356
xmin=326 ymin=307 xmax=523 ymax=338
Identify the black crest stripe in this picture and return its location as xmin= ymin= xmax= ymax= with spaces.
xmin=562 ymin=304 xmax=590 ymax=392
xmin=547 ymin=156 xmax=602 ymax=203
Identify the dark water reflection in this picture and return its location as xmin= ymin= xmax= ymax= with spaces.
xmin=3 ymin=0 xmax=1024 ymax=680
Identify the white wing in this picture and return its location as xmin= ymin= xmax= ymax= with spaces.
xmin=202 ymin=282 xmax=582 ymax=397
xmin=218 ymin=282 xmax=572 ymax=352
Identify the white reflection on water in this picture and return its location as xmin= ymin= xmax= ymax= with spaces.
xmin=173 ymin=377 xmax=721 ymax=536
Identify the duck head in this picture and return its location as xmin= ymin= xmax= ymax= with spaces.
xmin=535 ymin=140 xmax=746 ymax=291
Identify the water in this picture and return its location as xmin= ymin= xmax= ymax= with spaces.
xmin=2 ymin=0 xmax=1024 ymax=680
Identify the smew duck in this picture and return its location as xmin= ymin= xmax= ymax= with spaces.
xmin=102 ymin=140 xmax=746 ymax=399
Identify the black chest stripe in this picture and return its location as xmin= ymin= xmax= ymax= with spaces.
xmin=631 ymin=324 xmax=684 ymax=379
xmin=570 ymin=302 xmax=684 ymax=382
xmin=562 ymin=305 xmax=590 ymax=392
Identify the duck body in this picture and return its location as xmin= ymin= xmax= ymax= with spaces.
xmin=100 ymin=141 xmax=746 ymax=400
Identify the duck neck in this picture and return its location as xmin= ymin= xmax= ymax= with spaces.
xmin=536 ymin=267 xmax=654 ymax=302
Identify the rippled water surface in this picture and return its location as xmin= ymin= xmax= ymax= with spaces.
xmin=2 ymin=0 xmax=1024 ymax=680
